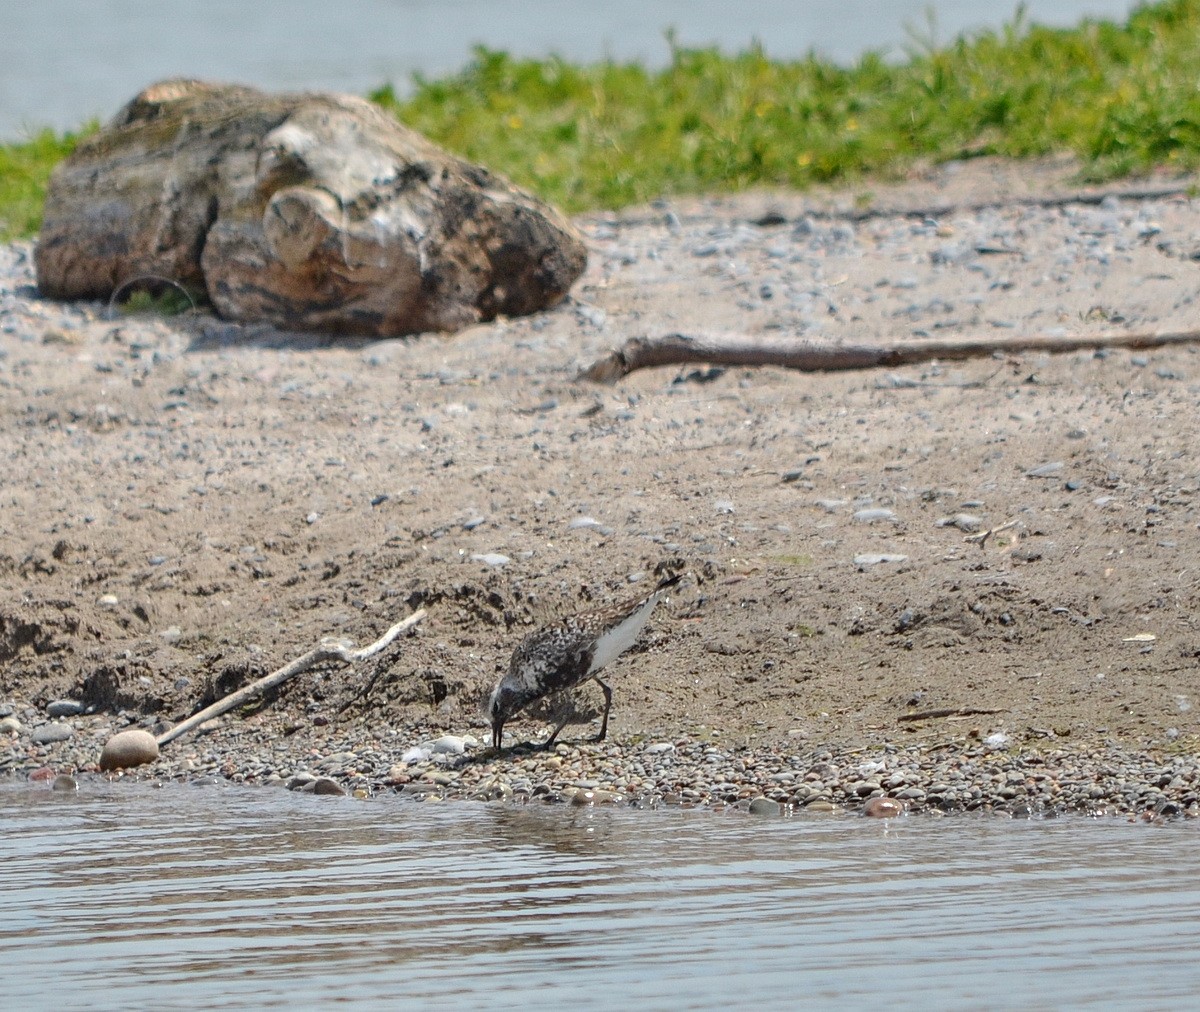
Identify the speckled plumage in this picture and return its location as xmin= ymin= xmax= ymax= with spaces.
xmin=489 ymin=573 xmax=681 ymax=749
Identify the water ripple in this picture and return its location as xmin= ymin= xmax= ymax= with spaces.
xmin=2 ymin=780 xmax=1199 ymax=1009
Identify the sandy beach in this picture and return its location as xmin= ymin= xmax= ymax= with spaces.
xmin=4 ymin=155 xmax=1200 ymax=816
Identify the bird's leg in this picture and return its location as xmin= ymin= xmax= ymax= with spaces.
xmin=590 ymin=678 xmax=613 ymax=742
xmin=541 ymin=717 xmax=570 ymax=751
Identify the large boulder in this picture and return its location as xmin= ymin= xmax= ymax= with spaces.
xmin=35 ymin=79 xmax=587 ymax=336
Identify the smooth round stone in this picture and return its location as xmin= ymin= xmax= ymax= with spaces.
xmin=46 ymin=699 xmax=85 ymax=718
xmin=864 ymin=797 xmax=905 ymax=818
xmin=571 ymin=789 xmax=597 ymax=806
xmin=98 ymin=729 xmax=159 ymax=771
xmin=28 ymin=766 xmax=56 ymax=782
xmin=748 ymin=796 xmax=783 ymax=816
xmin=313 ymin=777 xmax=345 ymax=796
xmin=430 ymin=735 xmax=466 ymax=755
xmin=52 ymin=774 xmax=78 ymax=792
xmin=0 ymin=715 xmax=22 ymax=734
xmin=31 ymin=723 xmax=73 ymax=744
xmin=805 ymin=799 xmax=837 ymax=813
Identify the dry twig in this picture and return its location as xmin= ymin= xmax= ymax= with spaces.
xmin=579 ymin=329 xmax=1200 ymax=384
xmin=897 ymin=706 xmax=1004 ymax=722
xmin=155 ymin=609 xmax=426 ymax=747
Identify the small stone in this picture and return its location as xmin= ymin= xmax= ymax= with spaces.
xmin=854 ymin=553 xmax=908 ymax=567
xmin=471 ymin=553 xmax=510 ymax=567
xmin=52 ymin=775 xmax=79 ymax=792
xmin=31 ymin=723 xmax=73 ymax=744
xmin=99 ymin=729 xmax=159 ymax=770
xmin=864 ymin=797 xmax=904 ymax=818
xmin=430 ymin=735 xmax=467 ymax=755
xmin=571 ymin=790 xmax=597 ymax=806
xmin=0 ymin=715 xmax=22 ymax=734
xmin=28 ymin=766 xmax=57 ymax=782
xmin=46 ymin=699 xmax=85 ymax=718
xmin=853 ymin=508 xmax=897 ymax=524
xmin=313 ymin=777 xmax=345 ymax=796
xmin=936 ymin=513 xmax=983 ymax=532
xmin=748 ymin=796 xmax=782 ymax=816
xmin=1025 ymin=461 xmax=1064 ymax=478
xmin=568 ymin=517 xmax=604 ymax=530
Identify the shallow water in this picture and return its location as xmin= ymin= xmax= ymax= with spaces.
xmin=3 ymin=780 xmax=1198 ymax=1009
xmin=4 ymin=1 xmax=1138 ymax=139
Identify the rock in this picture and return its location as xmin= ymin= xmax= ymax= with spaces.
xmin=430 ymin=735 xmax=466 ymax=755
xmin=46 ymin=699 xmax=85 ymax=718
xmin=853 ymin=508 xmax=898 ymax=524
xmin=0 ymin=716 xmax=22 ymax=734
xmin=30 ymin=723 xmax=73 ymax=744
xmin=748 ymin=796 xmax=783 ymax=816
xmin=313 ymin=777 xmax=345 ymax=796
xmin=864 ymin=797 xmax=905 ymax=818
xmin=52 ymin=774 xmax=79 ymax=792
xmin=36 ymin=79 xmax=587 ymax=337
xmin=98 ymin=729 xmax=159 ymax=770
xmin=854 ymin=553 xmax=909 ymax=567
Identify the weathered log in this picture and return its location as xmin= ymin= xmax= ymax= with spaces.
xmin=36 ymin=79 xmax=587 ymax=337
xmin=579 ymin=329 xmax=1200 ymax=383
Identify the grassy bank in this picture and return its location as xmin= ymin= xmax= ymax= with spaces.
xmin=4 ymin=0 xmax=1200 ymax=241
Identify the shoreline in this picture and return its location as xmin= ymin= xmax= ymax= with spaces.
xmin=5 ymin=156 xmax=1200 ymax=819
xmin=4 ymin=708 xmax=1198 ymax=820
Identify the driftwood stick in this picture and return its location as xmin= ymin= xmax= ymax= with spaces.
xmin=579 ymin=329 xmax=1200 ymax=384
xmin=897 ymin=706 xmax=1004 ymax=722
xmin=155 ymin=608 xmax=426 ymax=747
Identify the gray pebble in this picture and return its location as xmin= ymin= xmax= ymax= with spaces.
xmin=46 ymin=699 xmax=85 ymax=718
xmin=853 ymin=508 xmax=897 ymax=523
xmin=31 ymin=723 xmax=73 ymax=744
xmin=748 ymin=797 xmax=783 ymax=816
xmin=313 ymin=777 xmax=346 ymax=796
xmin=854 ymin=553 xmax=908 ymax=567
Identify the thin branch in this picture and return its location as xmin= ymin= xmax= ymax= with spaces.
xmin=155 ymin=608 xmax=426 ymax=747
xmin=897 ymin=706 xmax=1004 ymax=722
xmin=579 ymin=329 xmax=1200 ymax=384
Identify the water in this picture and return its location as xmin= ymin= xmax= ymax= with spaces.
xmin=3 ymin=1 xmax=1141 ymax=140
xmin=3 ymin=779 xmax=1199 ymax=1009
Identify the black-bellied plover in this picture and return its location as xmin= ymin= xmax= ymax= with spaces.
xmin=488 ymin=572 xmax=682 ymax=749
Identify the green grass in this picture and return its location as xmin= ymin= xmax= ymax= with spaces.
xmin=0 ymin=125 xmax=94 ymax=241
xmin=6 ymin=0 xmax=1200 ymax=239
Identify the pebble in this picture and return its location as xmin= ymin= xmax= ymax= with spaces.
xmin=470 ymin=553 xmax=510 ymax=567
xmin=99 ymin=729 xmax=159 ymax=770
xmin=748 ymin=797 xmax=783 ymax=816
xmin=313 ymin=777 xmax=345 ymax=796
xmin=864 ymin=797 xmax=904 ymax=818
xmin=430 ymin=735 xmax=467 ymax=755
xmin=853 ymin=508 xmax=897 ymax=524
xmin=31 ymin=723 xmax=73 ymax=744
xmin=855 ymin=553 xmax=908 ymax=567
xmin=46 ymin=699 xmax=85 ymax=718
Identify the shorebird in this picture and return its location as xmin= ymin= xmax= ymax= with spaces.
xmin=489 ymin=572 xmax=682 ymax=750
